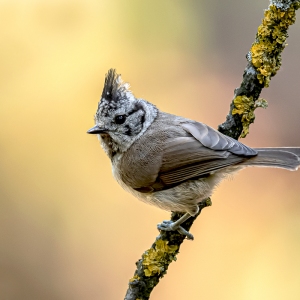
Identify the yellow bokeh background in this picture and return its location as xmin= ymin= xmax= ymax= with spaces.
xmin=1 ymin=1 xmax=300 ymax=299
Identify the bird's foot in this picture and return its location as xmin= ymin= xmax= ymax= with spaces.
xmin=157 ymin=220 xmax=194 ymax=240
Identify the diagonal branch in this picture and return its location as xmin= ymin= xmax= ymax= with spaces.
xmin=219 ymin=0 xmax=300 ymax=139
xmin=124 ymin=1 xmax=300 ymax=299
xmin=124 ymin=199 xmax=211 ymax=300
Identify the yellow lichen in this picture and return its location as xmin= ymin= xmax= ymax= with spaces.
xmin=250 ymin=3 xmax=299 ymax=87
xmin=129 ymin=274 xmax=140 ymax=282
xmin=205 ymin=198 xmax=212 ymax=206
xmin=142 ymin=239 xmax=178 ymax=277
xmin=254 ymin=98 xmax=268 ymax=109
xmin=232 ymin=96 xmax=268 ymax=138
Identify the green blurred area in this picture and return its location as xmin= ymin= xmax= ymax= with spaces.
xmin=0 ymin=1 xmax=300 ymax=299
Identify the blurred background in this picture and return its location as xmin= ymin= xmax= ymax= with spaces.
xmin=1 ymin=0 xmax=300 ymax=299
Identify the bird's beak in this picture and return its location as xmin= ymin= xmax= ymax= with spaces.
xmin=87 ymin=125 xmax=107 ymax=134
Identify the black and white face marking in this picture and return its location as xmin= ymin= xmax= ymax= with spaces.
xmin=96 ymin=100 xmax=147 ymax=155
xmin=110 ymin=102 xmax=146 ymax=137
xmin=93 ymin=69 xmax=157 ymax=156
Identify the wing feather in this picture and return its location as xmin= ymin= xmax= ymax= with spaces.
xmin=154 ymin=122 xmax=257 ymax=188
xmin=181 ymin=122 xmax=257 ymax=156
xmin=160 ymin=137 xmax=229 ymax=172
xmin=159 ymin=155 xmax=246 ymax=185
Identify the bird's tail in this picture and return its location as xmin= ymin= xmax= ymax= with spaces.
xmin=241 ymin=148 xmax=300 ymax=171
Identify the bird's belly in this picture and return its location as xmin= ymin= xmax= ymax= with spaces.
xmin=113 ymin=167 xmax=214 ymax=215
xmin=111 ymin=153 xmax=231 ymax=214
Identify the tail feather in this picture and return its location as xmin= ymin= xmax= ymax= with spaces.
xmin=242 ymin=148 xmax=300 ymax=171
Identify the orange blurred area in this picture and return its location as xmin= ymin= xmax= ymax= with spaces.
xmin=1 ymin=1 xmax=300 ymax=299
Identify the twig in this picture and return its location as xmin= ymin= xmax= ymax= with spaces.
xmin=219 ymin=0 xmax=300 ymax=138
xmin=124 ymin=200 xmax=211 ymax=300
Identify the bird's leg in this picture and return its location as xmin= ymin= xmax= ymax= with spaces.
xmin=157 ymin=199 xmax=211 ymax=240
xmin=157 ymin=213 xmax=193 ymax=240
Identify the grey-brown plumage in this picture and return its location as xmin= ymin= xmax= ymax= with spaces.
xmin=87 ymin=69 xmax=300 ymax=239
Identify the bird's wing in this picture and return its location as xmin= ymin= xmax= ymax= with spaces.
xmin=180 ymin=122 xmax=257 ymax=156
xmin=134 ymin=121 xmax=257 ymax=192
xmin=156 ymin=137 xmax=245 ymax=187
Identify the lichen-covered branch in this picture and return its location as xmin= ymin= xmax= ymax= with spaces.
xmin=124 ymin=1 xmax=300 ymax=299
xmin=219 ymin=0 xmax=300 ymax=139
xmin=124 ymin=200 xmax=211 ymax=300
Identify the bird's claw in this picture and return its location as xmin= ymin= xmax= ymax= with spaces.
xmin=157 ymin=220 xmax=176 ymax=231
xmin=157 ymin=220 xmax=194 ymax=240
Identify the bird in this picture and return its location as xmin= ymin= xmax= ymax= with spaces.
xmin=87 ymin=69 xmax=300 ymax=240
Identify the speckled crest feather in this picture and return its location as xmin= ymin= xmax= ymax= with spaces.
xmin=101 ymin=69 xmax=128 ymax=101
xmin=96 ymin=69 xmax=133 ymax=118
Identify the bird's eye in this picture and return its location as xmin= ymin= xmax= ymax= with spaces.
xmin=115 ymin=115 xmax=126 ymax=124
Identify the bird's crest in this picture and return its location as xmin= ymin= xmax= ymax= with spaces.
xmin=96 ymin=69 xmax=134 ymax=117
xmin=101 ymin=69 xmax=131 ymax=103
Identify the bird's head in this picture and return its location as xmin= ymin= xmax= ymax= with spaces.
xmin=87 ymin=69 xmax=157 ymax=157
